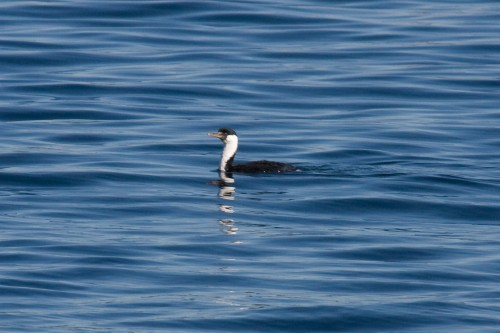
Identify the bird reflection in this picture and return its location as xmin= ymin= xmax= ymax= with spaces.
xmin=212 ymin=171 xmax=238 ymax=235
xmin=219 ymin=219 xmax=238 ymax=235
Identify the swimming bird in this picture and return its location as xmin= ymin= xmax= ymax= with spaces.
xmin=208 ymin=128 xmax=297 ymax=173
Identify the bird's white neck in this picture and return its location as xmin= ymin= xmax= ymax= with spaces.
xmin=220 ymin=134 xmax=238 ymax=171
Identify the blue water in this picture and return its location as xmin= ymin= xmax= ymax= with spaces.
xmin=1 ymin=0 xmax=500 ymax=332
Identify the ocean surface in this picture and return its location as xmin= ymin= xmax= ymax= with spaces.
xmin=1 ymin=0 xmax=500 ymax=332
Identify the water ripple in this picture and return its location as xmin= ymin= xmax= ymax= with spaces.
xmin=1 ymin=0 xmax=500 ymax=332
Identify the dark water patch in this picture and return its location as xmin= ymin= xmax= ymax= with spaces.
xmin=193 ymin=11 xmax=335 ymax=26
xmin=400 ymin=269 xmax=500 ymax=284
xmin=0 ymin=152 xmax=79 ymax=166
xmin=0 ymin=39 xmax=66 ymax=51
xmin=0 ymin=252 xmax=61 ymax=265
xmin=124 ymin=305 xmax=450 ymax=332
xmin=0 ymin=238 xmax=58 ymax=248
xmin=0 ymin=170 xmax=172 ymax=188
xmin=73 ymin=255 xmax=158 ymax=267
xmin=38 ymin=244 xmax=145 ymax=258
xmin=155 ymin=51 xmax=243 ymax=64
xmin=0 ymin=171 xmax=95 ymax=187
xmin=128 ymin=142 xmax=221 ymax=153
xmin=373 ymin=129 xmax=460 ymax=143
xmin=0 ymin=108 xmax=136 ymax=121
xmin=308 ymin=149 xmax=392 ymax=161
xmin=405 ymin=174 xmax=500 ymax=192
xmin=72 ymin=170 xmax=169 ymax=184
xmin=0 ymin=277 xmax=86 ymax=294
xmin=437 ymin=77 xmax=500 ymax=90
xmin=251 ymin=27 xmax=357 ymax=43
xmin=156 ymin=242 xmax=263 ymax=259
xmin=274 ymin=83 xmax=484 ymax=101
xmin=0 ymin=283 xmax=85 ymax=298
xmin=0 ymin=1 xmax=223 ymax=20
xmin=335 ymin=246 xmax=449 ymax=262
xmin=10 ymin=82 xmax=256 ymax=101
xmin=10 ymin=82 xmax=127 ymax=96
xmin=280 ymin=197 xmax=500 ymax=223
xmin=0 ymin=51 xmax=128 ymax=68
xmin=47 ymin=133 xmax=115 ymax=145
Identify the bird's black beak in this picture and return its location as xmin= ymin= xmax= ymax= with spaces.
xmin=208 ymin=131 xmax=225 ymax=140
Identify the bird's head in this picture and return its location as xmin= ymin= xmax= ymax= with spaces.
xmin=208 ymin=128 xmax=238 ymax=143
